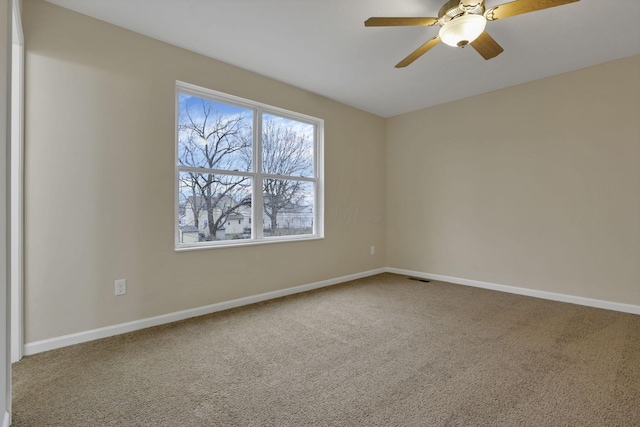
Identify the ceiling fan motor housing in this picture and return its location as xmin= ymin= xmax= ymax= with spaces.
xmin=438 ymin=0 xmax=485 ymax=25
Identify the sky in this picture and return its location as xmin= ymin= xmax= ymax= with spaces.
xmin=179 ymin=92 xmax=315 ymax=140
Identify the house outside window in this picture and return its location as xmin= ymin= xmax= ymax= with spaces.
xmin=176 ymin=81 xmax=324 ymax=249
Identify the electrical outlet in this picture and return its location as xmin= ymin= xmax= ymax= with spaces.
xmin=115 ymin=279 xmax=127 ymax=296
xmin=371 ymin=246 xmax=375 ymax=255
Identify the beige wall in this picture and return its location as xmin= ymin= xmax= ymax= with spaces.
xmin=387 ymin=55 xmax=640 ymax=306
xmin=23 ymin=0 xmax=386 ymax=343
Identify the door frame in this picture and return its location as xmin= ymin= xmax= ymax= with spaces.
xmin=10 ymin=0 xmax=24 ymax=363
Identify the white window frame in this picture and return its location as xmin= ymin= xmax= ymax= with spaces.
xmin=175 ymin=81 xmax=324 ymax=250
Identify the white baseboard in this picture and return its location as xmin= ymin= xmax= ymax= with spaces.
xmin=3 ymin=411 xmax=9 ymax=427
xmin=386 ymin=267 xmax=640 ymax=315
xmin=23 ymin=266 xmax=640 ymax=356
xmin=24 ymin=268 xmax=386 ymax=356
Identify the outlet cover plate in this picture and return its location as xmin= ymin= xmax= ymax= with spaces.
xmin=115 ymin=279 xmax=127 ymax=296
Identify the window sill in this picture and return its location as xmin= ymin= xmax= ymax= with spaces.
xmin=175 ymin=235 xmax=324 ymax=252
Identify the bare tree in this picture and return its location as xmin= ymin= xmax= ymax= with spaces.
xmin=178 ymin=99 xmax=252 ymax=240
xmin=178 ymin=99 xmax=314 ymax=239
xmin=261 ymin=119 xmax=313 ymax=234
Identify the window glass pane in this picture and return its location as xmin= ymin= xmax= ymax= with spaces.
xmin=176 ymin=83 xmax=323 ymax=248
xmin=262 ymin=114 xmax=314 ymax=177
xmin=179 ymin=172 xmax=252 ymax=242
xmin=178 ymin=93 xmax=253 ymax=172
xmin=263 ymin=179 xmax=314 ymax=237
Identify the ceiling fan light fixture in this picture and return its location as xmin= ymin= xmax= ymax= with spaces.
xmin=439 ymin=14 xmax=487 ymax=47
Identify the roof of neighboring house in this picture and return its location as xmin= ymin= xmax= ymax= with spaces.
xmin=185 ymin=194 xmax=248 ymax=210
xmin=281 ymin=204 xmax=312 ymax=213
xmin=179 ymin=226 xmax=199 ymax=233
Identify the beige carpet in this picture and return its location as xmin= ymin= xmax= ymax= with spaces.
xmin=12 ymin=273 xmax=640 ymax=426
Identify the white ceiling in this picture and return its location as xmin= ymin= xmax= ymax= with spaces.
xmin=45 ymin=0 xmax=640 ymax=118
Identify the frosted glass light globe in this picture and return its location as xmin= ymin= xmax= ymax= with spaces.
xmin=439 ymin=14 xmax=487 ymax=47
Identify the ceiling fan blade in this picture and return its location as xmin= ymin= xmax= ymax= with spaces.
xmin=365 ymin=17 xmax=438 ymax=27
xmin=470 ymin=32 xmax=504 ymax=60
xmin=395 ymin=36 xmax=441 ymax=68
xmin=485 ymin=0 xmax=579 ymax=21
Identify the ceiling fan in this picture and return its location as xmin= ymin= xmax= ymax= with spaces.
xmin=365 ymin=0 xmax=580 ymax=68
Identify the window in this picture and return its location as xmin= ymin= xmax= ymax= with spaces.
xmin=176 ymin=81 xmax=323 ymax=249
